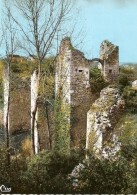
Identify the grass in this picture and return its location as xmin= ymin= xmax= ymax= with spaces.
xmin=114 ymin=113 xmax=137 ymax=145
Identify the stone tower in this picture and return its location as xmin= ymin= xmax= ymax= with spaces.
xmin=100 ymin=40 xmax=119 ymax=82
xmin=55 ymin=37 xmax=91 ymax=149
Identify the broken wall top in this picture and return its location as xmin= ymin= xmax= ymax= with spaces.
xmin=59 ymin=37 xmax=90 ymax=68
xmin=100 ymin=40 xmax=119 ymax=60
xmin=89 ymin=86 xmax=120 ymax=113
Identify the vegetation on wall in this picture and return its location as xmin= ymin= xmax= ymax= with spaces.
xmin=0 ymin=0 xmax=136 ymax=193
xmin=89 ymin=67 xmax=108 ymax=94
xmin=0 ymin=0 xmax=137 ymax=189
xmin=53 ymin=96 xmax=71 ymax=155
xmin=0 ymin=63 xmax=136 ymax=193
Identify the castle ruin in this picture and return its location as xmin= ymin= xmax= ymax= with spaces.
xmin=55 ymin=38 xmax=119 ymax=150
xmin=2 ymin=38 xmax=120 ymax=152
xmin=100 ymin=40 xmax=119 ymax=82
xmin=55 ymin=37 xmax=92 ymax=148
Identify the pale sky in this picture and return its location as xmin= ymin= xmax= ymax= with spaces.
xmin=0 ymin=0 xmax=137 ymax=63
xmin=72 ymin=0 xmax=137 ymax=63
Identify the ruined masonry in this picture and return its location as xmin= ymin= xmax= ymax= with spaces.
xmin=55 ymin=38 xmax=119 ymax=150
xmin=4 ymin=62 xmax=31 ymax=148
xmin=55 ymin=37 xmax=92 ymax=148
xmin=3 ymin=58 xmax=50 ymax=152
xmin=100 ymin=40 xmax=119 ymax=82
xmin=86 ymin=86 xmax=124 ymax=156
xmin=3 ymin=37 xmax=120 ymax=152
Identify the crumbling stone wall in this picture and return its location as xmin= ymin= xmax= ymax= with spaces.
xmin=3 ymin=59 xmax=53 ymax=151
xmin=86 ymin=86 xmax=124 ymax=157
xmin=9 ymin=76 xmax=31 ymax=134
xmin=100 ymin=40 xmax=119 ymax=83
xmin=3 ymin=64 xmax=31 ymax=136
xmin=3 ymin=64 xmax=31 ymax=148
xmin=56 ymin=37 xmax=92 ymax=149
xmin=2 ymin=39 xmax=120 ymax=151
xmin=70 ymin=49 xmax=92 ymax=148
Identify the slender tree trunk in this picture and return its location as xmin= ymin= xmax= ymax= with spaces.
xmin=31 ymin=106 xmax=37 ymax=154
xmin=5 ymin=89 xmax=10 ymax=166
xmin=45 ymin=102 xmax=52 ymax=149
xmin=31 ymin=66 xmax=40 ymax=154
xmin=4 ymin=63 xmax=11 ymax=166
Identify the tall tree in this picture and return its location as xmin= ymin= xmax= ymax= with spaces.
xmin=6 ymin=0 xmax=72 ymax=154
xmin=1 ymin=6 xmax=18 ymax=165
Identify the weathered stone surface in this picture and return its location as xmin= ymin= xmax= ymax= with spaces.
xmin=55 ymin=37 xmax=92 ymax=149
xmin=86 ymin=86 xmax=124 ymax=156
xmin=68 ymin=161 xmax=86 ymax=187
xmin=100 ymin=40 xmax=119 ymax=83
xmin=55 ymin=38 xmax=120 ymax=150
xmin=132 ymin=80 xmax=137 ymax=89
xmin=8 ymin=75 xmax=31 ymax=135
xmin=2 ymin=38 xmax=120 ymax=152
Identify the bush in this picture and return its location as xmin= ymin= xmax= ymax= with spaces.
xmin=0 ymin=147 xmax=28 ymax=191
xmin=10 ymin=150 xmax=79 ymax=193
xmin=123 ymin=86 xmax=137 ymax=113
xmin=21 ymin=138 xmax=32 ymax=157
xmin=118 ymin=74 xmax=131 ymax=93
xmin=0 ymin=146 xmax=137 ymax=194
xmin=75 ymin=152 xmax=136 ymax=194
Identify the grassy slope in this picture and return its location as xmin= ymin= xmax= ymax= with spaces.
xmin=114 ymin=113 xmax=137 ymax=145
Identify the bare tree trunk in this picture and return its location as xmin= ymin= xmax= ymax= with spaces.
xmin=5 ymin=95 xmax=10 ymax=166
xmin=31 ymin=68 xmax=41 ymax=154
xmin=3 ymin=63 xmax=11 ymax=166
xmin=45 ymin=102 xmax=52 ymax=150
xmin=5 ymin=0 xmax=72 ymax=154
xmin=31 ymin=106 xmax=37 ymax=154
xmin=31 ymin=71 xmax=39 ymax=155
xmin=2 ymin=1 xmax=18 ymax=163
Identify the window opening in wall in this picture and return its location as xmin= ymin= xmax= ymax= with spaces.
xmin=79 ymin=70 xmax=83 ymax=72
xmin=75 ymin=68 xmax=77 ymax=72
xmin=109 ymin=69 xmax=112 ymax=73
xmin=86 ymin=71 xmax=88 ymax=74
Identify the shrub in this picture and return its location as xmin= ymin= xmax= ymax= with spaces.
xmin=21 ymin=138 xmax=32 ymax=157
xmin=12 ymin=150 xmax=79 ymax=193
xmin=123 ymin=86 xmax=137 ymax=113
xmin=75 ymin=153 xmax=136 ymax=194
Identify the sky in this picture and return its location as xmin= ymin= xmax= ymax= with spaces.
xmin=0 ymin=0 xmax=137 ymax=63
xmin=72 ymin=0 xmax=137 ymax=63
